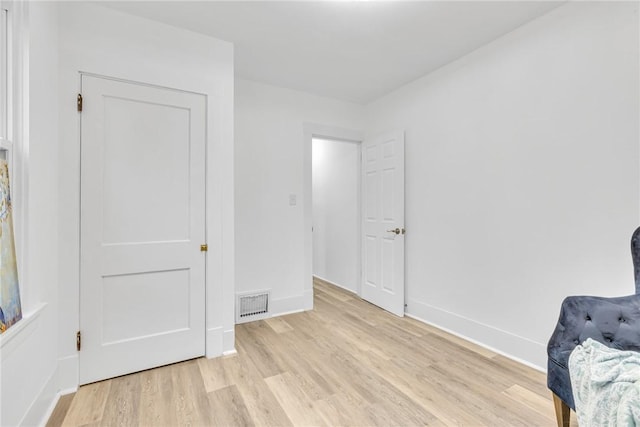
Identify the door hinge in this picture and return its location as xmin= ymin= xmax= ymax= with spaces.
xmin=77 ymin=93 xmax=83 ymax=112
xmin=76 ymin=331 xmax=81 ymax=351
xmin=200 ymin=244 xmax=208 ymax=252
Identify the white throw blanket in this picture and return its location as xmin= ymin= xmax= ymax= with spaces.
xmin=569 ymin=338 xmax=640 ymax=426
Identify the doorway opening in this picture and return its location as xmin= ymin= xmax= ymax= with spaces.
xmin=304 ymin=126 xmax=405 ymax=316
xmin=312 ymin=137 xmax=361 ymax=294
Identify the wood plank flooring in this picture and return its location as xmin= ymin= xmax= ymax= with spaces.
xmin=48 ymin=278 xmax=577 ymax=426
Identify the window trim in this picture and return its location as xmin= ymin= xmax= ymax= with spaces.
xmin=0 ymin=7 xmax=8 ymax=142
xmin=1 ymin=0 xmax=30 ymax=311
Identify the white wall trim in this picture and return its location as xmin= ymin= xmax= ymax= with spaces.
xmin=39 ymin=393 xmax=60 ymax=427
xmin=222 ymin=329 xmax=235 ymax=355
xmin=33 ymin=386 xmax=78 ymax=427
xmin=57 ymin=354 xmax=79 ymax=392
xmin=205 ymin=326 xmax=223 ymax=358
xmin=303 ymin=289 xmax=313 ymax=311
xmin=270 ymin=293 xmax=309 ymax=317
xmin=273 ymin=308 xmax=306 ymax=317
xmin=303 ymin=123 xmax=363 ymax=144
xmin=19 ymin=363 xmax=58 ymax=427
xmin=0 ymin=303 xmax=59 ymax=426
xmin=406 ymin=300 xmax=546 ymax=371
xmin=209 ymin=329 xmax=235 ymax=357
xmin=0 ymin=302 xmax=45 ymax=353
xmin=3 ymin=0 xmax=32 ymax=311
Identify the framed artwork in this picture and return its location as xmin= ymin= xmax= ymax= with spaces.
xmin=0 ymin=158 xmax=21 ymax=332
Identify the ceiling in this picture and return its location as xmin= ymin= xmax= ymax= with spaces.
xmin=98 ymin=1 xmax=564 ymax=104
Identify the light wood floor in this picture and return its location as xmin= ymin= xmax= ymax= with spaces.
xmin=47 ymin=279 xmax=576 ymax=427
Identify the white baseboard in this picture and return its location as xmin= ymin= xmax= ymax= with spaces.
xmin=39 ymin=393 xmax=60 ymax=427
xmin=313 ymin=275 xmax=357 ymax=294
xmin=222 ymin=349 xmax=237 ymax=356
xmin=20 ymin=367 xmax=58 ymax=427
xmin=303 ymin=289 xmax=313 ymax=311
xmin=222 ymin=328 xmax=235 ymax=355
xmin=270 ymin=293 xmax=308 ymax=316
xmin=57 ymin=387 xmax=78 ymax=397
xmin=206 ymin=326 xmax=223 ymax=358
xmin=57 ymin=354 xmax=79 ymax=392
xmin=28 ymin=355 xmax=80 ymax=426
xmin=34 ymin=385 xmax=78 ymax=427
xmin=268 ymin=289 xmax=314 ymax=318
xmin=273 ymin=308 xmax=305 ymax=317
xmin=406 ymin=300 xmax=546 ymax=372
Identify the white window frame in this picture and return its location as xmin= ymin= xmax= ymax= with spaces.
xmin=1 ymin=0 xmax=29 ymax=311
xmin=0 ymin=4 xmax=11 ymax=148
xmin=0 ymin=7 xmax=8 ymax=141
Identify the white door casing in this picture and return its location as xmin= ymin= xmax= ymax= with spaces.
xmin=79 ymin=75 xmax=206 ymax=384
xmin=361 ymin=130 xmax=405 ymax=317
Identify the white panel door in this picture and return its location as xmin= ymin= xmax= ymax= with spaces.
xmin=361 ymin=130 xmax=405 ymax=316
xmin=79 ymin=75 xmax=206 ymax=384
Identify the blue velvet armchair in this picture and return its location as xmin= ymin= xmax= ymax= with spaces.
xmin=547 ymin=227 xmax=640 ymax=427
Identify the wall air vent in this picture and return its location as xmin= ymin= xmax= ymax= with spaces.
xmin=236 ymin=290 xmax=271 ymax=324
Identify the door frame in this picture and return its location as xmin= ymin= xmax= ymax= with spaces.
xmin=74 ymin=72 xmax=230 ymax=379
xmin=78 ymin=73 xmax=208 ymax=384
xmin=57 ymin=16 xmax=235 ymax=391
xmin=303 ymin=123 xmax=364 ymax=305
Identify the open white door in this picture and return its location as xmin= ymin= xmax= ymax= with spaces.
xmin=79 ymin=75 xmax=206 ymax=384
xmin=361 ymin=130 xmax=405 ymax=316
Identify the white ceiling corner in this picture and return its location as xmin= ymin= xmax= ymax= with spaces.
xmin=98 ymin=1 xmax=564 ymax=104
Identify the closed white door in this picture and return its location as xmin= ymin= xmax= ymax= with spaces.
xmin=79 ymin=75 xmax=206 ymax=385
xmin=361 ymin=130 xmax=405 ymax=316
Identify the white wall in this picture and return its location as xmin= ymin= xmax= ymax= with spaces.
xmin=366 ymin=2 xmax=639 ymax=369
xmin=235 ymin=79 xmax=365 ymax=315
xmin=57 ymin=2 xmax=235 ymax=390
xmin=1 ymin=2 xmax=61 ymax=425
xmin=312 ymin=138 xmax=360 ymax=293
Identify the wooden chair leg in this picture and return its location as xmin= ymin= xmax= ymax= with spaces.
xmin=552 ymin=393 xmax=570 ymax=427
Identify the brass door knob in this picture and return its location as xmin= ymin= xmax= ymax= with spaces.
xmin=386 ymin=228 xmax=406 ymax=235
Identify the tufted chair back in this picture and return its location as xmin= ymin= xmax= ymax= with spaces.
xmin=548 ymin=226 xmax=640 ymax=419
xmin=632 ymin=226 xmax=640 ymax=294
